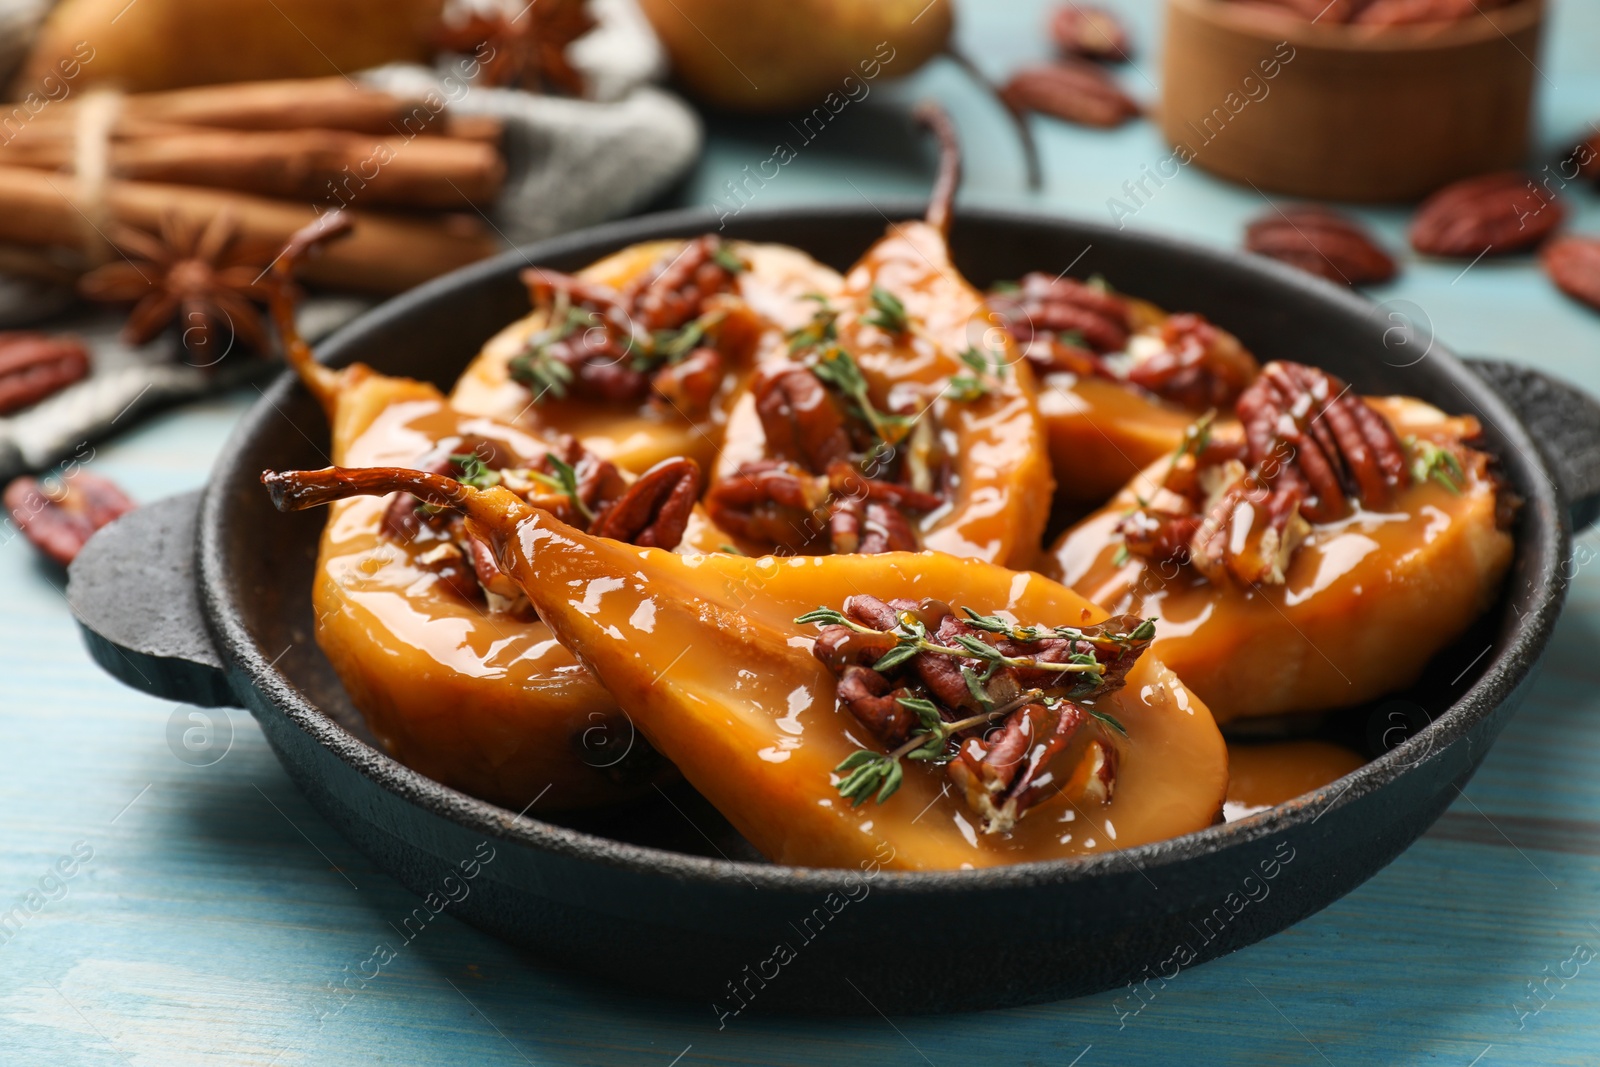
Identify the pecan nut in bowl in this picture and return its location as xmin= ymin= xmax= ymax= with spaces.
xmin=1047 ymin=360 xmax=1515 ymax=724
xmin=263 ymin=462 xmax=1229 ymax=869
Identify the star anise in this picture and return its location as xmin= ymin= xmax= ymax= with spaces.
xmin=78 ymin=211 xmax=271 ymax=364
xmin=433 ymin=0 xmax=596 ymax=96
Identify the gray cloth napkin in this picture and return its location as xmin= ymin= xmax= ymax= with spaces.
xmin=0 ymin=0 xmax=701 ymax=482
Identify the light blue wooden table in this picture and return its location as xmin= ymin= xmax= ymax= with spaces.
xmin=4 ymin=2 xmax=1599 ymax=1063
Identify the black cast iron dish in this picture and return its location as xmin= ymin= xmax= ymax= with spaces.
xmin=68 ymin=204 xmax=1600 ymax=1014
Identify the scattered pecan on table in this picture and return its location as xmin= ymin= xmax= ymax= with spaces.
xmin=381 ymin=434 xmax=701 ymax=609
xmin=509 ymin=235 xmax=745 ymax=414
xmin=1050 ymin=3 xmax=1132 ymax=61
xmin=800 ymin=595 xmax=1155 ymax=832
xmin=1541 ymin=235 xmax=1600 ymax=313
xmin=999 ymin=61 xmax=1141 ymax=129
xmin=1409 ymin=171 xmax=1565 ymax=258
xmin=4 ymin=470 xmax=135 ymax=566
xmin=0 ymin=333 xmax=90 ymax=415
xmin=1244 ymin=205 xmax=1397 ymax=286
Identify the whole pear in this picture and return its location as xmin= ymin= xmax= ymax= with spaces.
xmin=13 ymin=0 xmax=442 ymax=96
xmin=636 ymin=0 xmax=954 ymax=112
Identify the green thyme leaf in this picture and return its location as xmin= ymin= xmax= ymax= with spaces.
xmin=961 ymin=666 xmax=994 ymax=711
xmin=449 ymin=453 xmax=501 ymax=490
xmin=527 ymin=452 xmax=594 ymax=522
xmin=1406 ymin=436 xmax=1465 ymax=494
xmin=1112 ymin=543 xmax=1131 ymax=567
xmin=711 ymin=243 xmax=746 ymax=274
xmin=1089 ymin=708 xmax=1129 ymax=738
xmin=795 ymin=608 xmax=849 ymax=626
xmin=862 ymin=285 xmax=909 ymax=334
xmin=872 ymin=643 xmax=921 ymax=671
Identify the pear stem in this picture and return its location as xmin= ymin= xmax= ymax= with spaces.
xmin=912 ymin=100 xmax=963 ymax=236
xmin=265 ymin=210 xmax=356 ymax=417
xmin=261 ymin=465 xmax=477 ymax=515
xmin=941 ymin=46 xmax=1042 ymax=193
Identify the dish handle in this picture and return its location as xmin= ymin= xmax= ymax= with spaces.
xmin=1467 ymin=359 xmax=1600 ymax=533
xmin=67 ymin=490 xmax=239 ymax=708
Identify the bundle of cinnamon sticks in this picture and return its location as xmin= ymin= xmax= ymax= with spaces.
xmin=0 ymin=77 xmax=507 ymax=294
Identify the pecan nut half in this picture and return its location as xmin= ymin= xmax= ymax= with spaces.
xmin=1410 ymin=172 xmax=1565 ymax=258
xmin=589 ymin=457 xmax=701 ymax=548
xmin=1050 ymin=4 xmax=1132 ymax=61
xmin=1354 ymin=0 xmax=1514 ymax=25
xmin=5 ymin=469 xmax=135 ymax=566
xmin=1000 ymin=61 xmax=1140 ymax=129
xmin=1125 ymin=313 xmax=1259 ymax=411
xmin=1542 ymin=235 xmax=1600 ymax=312
xmin=1237 ymin=361 xmax=1410 ymax=522
xmin=752 ymin=365 xmax=852 ymax=474
xmin=1244 ymin=206 xmax=1397 ymax=286
xmin=0 ymin=333 xmax=91 ymax=415
xmin=623 ymin=235 xmax=741 ymax=333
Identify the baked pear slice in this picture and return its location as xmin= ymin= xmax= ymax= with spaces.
xmin=263 ymin=464 xmax=1229 ymax=872
xmin=271 ymin=215 xmax=725 ymax=812
xmin=1047 ymin=361 xmax=1515 ymax=725
xmin=449 ymin=232 xmax=846 ymax=474
xmin=988 ymin=276 xmax=1259 ymax=507
xmin=706 ymin=104 xmax=1054 ymax=568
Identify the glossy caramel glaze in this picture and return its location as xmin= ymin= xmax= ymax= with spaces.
xmin=1035 ymin=297 xmax=1248 ymax=507
xmin=314 ymin=370 xmax=725 ymax=811
xmin=1224 ymin=740 xmax=1366 ymax=821
xmin=1037 ymin=375 xmax=1195 ymax=506
xmin=426 ymin=484 xmax=1229 ymax=871
xmin=450 ymin=240 xmax=846 ymax=474
xmin=1047 ymin=397 xmax=1514 ymax=724
xmin=714 ymin=220 xmax=1055 ymax=567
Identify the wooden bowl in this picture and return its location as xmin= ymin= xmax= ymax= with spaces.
xmin=1159 ymin=0 xmax=1545 ymax=202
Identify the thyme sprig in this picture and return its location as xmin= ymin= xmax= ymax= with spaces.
xmin=449 ymin=453 xmax=501 ymax=490
xmin=861 ymin=285 xmax=909 ymax=334
xmin=945 ymin=345 xmax=1009 ymax=402
xmin=711 ymin=243 xmax=746 ymax=274
xmin=1406 ymin=436 xmax=1465 ymax=493
xmin=787 ymin=294 xmax=839 ymax=353
xmin=796 ymin=606 xmax=1151 ymax=686
xmin=833 ymin=687 xmax=1050 ymax=806
xmin=527 ymin=452 xmax=594 ymax=522
xmin=809 ymin=347 xmax=915 ymax=446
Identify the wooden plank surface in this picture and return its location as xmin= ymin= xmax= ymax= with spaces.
xmin=3 ymin=1 xmax=1599 ymax=1063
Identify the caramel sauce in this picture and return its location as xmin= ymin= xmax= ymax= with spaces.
xmin=1224 ymin=740 xmax=1366 ymax=820
xmin=1037 ymin=375 xmax=1194 ymax=505
xmin=458 ymin=487 xmax=1229 ymax=870
xmin=1047 ymin=397 xmax=1514 ymax=724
